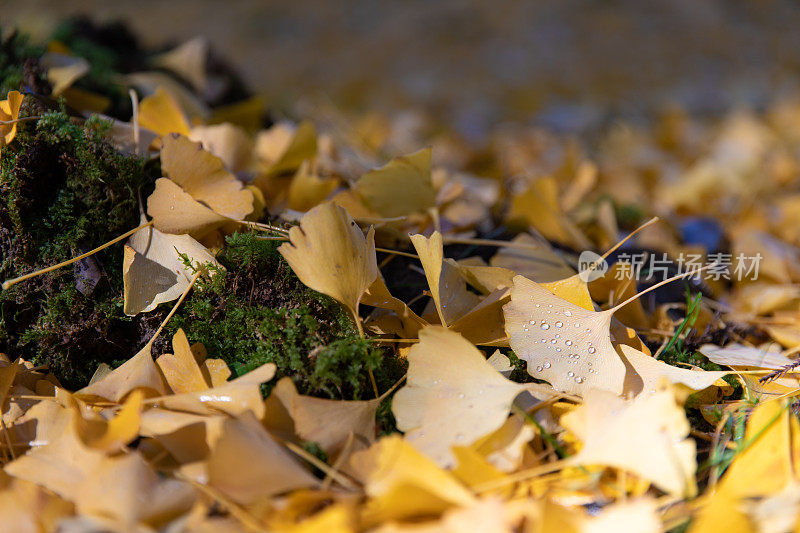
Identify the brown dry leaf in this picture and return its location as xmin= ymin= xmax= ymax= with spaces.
xmin=137 ymin=87 xmax=191 ymax=137
xmin=205 ymin=412 xmax=319 ymax=505
xmin=147 ymin=133 xmax=254 ymax=238
xmin=562 ymin=387 xmax=696 ymax=496
xmin=355 ymin=148 xmax=435 ymax=217
xmin=504 ymin=275 xmax=627 ymax=395
xmin=77 ymin=345 xmax=167 ymax=402
xmin=279 ymin=202 xmax=378 ymax=326
xmin=392 ymin=327 xmax=529 ymax=467
xmin=349 ymin=435 xmax=475 ymax=526
xmin=123 ymin=219 xmax=219 ymax=315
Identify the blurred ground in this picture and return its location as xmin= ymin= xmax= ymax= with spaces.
xmin=7 ymin=0 xmax=800 ymax=139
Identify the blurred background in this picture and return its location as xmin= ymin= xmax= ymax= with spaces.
xmin=7 ymin=0 xmax=800 ymax=140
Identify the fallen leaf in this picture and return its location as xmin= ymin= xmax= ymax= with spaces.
xmin=349 ymin=435 xmax=474 ymax=525
xmin=77 ymin=345 xmax=167 ymax=403
xmin=123 ymin=219 xmax=219 ymax=315
xmin=392 ymin=327 xmax=529 ymax=467
xmin=206 ymin=412 xmax=319 ymax=505
xmin=279 ymin=202 xmax=378 ymax=326
xmin=146 ymin=133 xmax=254 ymax=237
xmin=504 ymin=275 xmax=627 ymax=395
xmin=562 ymin=387 xmax=696 ymax=496
xmin=0 ymin=90 xmax=23 ymax=149
xmin=618 ymin=344 xmax=731 ymax=397
xmin=137 ymin=87 xmax=191 ymax=137
xmin=355 ymin=148 xmax=435 ymax=217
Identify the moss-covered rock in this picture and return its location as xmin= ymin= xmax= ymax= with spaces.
xmin=0 ymin=109 xmax=158 ymax=388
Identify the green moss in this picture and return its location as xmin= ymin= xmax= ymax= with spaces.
xmin=167 ymin=231 xmax=405 ymax=400
xmin=0 ymin=108 xmax=157 ymax=387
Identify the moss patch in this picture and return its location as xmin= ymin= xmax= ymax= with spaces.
xmin=165 ymin=231 xmax=405 ymax=400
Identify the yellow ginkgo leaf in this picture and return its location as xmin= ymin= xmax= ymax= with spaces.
xmin=123 ymin=218 xmax=219 ymax=315
xmin=0 ymin=90 xmax=24 ymax=148
xmin=410 ymin=232 xmax=481 ymax=327
xmin=362 ymin=273 xmax=427 ymax=338
xmin=582 ymin=498 xmax=662 ymax=533
xmin=81 ymin=390 xmax=144 ymax=453
xmin=355 ymin=148 xmax=435 ymax=218
xmin=699 ymin=343 xmax=793 ymax=369
xmin=73 ymin=451 xmax=196 ymax=527
xmin=160 ymin=133 xmax=253 ymax=219
xmin=137 ymin=87 xmax=191 ymax=137
xmin=156 ymin=329 xmax=211 ymax=393
xmin=40 ymin=52 xmax=90 ymax=96
xmin=147 ymin=134 xmax=254 ymax=237
xmin=490 ymin=233 xmax=576 ymax=284
xmin=189 ymin=122 xmax=253 ymax=172
xmin=716 ymin=400 xmax=793 ymax=498
xmin=562 ymin=387 xmax=696 ymax=496
xmin=504 ymin=275 xmax=627 ymax=395
xmin=279 ymin=202 xmax=378 ymax=329
xmin=267 ymin=377 xmax=379 ymax=456
xmin=77 ymin=345 xmax=167 ymax=403
xmin=618 ymin=344 xmax=730 ymax=397
xmin=152 ymin=36 xmax=209 ymax=93
xmin=255 ymin=120 xmax=318 ymax=177
xmin=155 ymin=362 xmax=276 ymax=418
xmin=348 ymin=435 xmax=475 ymax=526
xmin=206 ymin=412 xmax=319 ymax=505
xmin=508 ymin=177 xmax=591 ymax=249
xmin=4 ymin=422 xmax=108 ymax=499
xmin=287 ymin=161 xmax=338 ymax=212
xmin=392 ymin=327 xmax=532 ymax=467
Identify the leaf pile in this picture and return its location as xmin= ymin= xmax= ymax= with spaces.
xmin=3 ymin=23 xmax=800 ymax=533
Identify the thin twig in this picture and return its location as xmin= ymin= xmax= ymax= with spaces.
xmin=2 ymin=221 xmax=153 ymax=290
